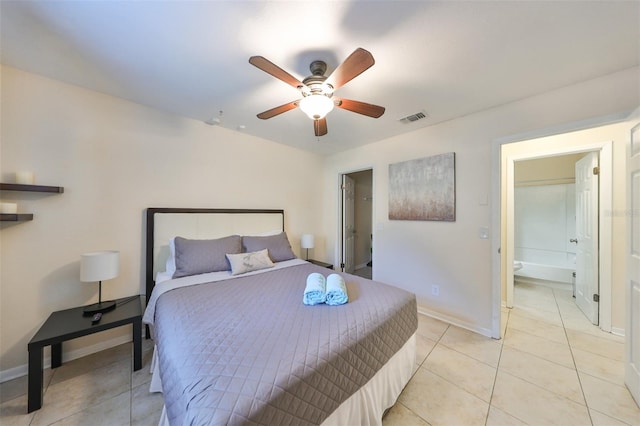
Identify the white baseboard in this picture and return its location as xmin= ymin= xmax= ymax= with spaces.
xmin=416 ymin=305 xmax=494 ymax=339
xmin=611 ymin=327 xmax=625 ymax=337
xmin=0 ymin=333 xmax=134 ymax=384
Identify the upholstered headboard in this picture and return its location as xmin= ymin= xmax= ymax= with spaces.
xmin=145 ymin=208 xmax=285 ymax=307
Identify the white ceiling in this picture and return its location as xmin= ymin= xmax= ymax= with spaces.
xmin=1 ymin=1 xmax=638 ymax=155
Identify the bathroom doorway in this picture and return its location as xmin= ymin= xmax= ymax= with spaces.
xmin=492 ymin=129 xmax=616 ymax=339
xmin=513 ymin=151 xmax=599 ymax=324
xmin=339 ymin=169 xmax=373 ymax=278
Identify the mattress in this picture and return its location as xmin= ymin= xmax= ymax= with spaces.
xmin=144 ymin=261 xmax=417 ymax=425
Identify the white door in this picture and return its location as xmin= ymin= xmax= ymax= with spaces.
xmin=626 ymin=111 xmax=640 ymax=406
xmin=575 ymin=152 xmax=599 ymax=324
xmin=342 ymin=174 xmax=356 ymax=273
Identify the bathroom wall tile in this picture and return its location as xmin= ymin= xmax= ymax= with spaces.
xmin=382 ymin=402 xmax=431 ymax=426
xmin=399 ymin=367 xmax=489 ymax=426
xmin=491 ymin=371 xmax=591 ymax=425
xmin=503 ymin=328 xmax=574 ymax=368
xmin=498 ymin=346 xmax=584 ymax=404
xmin=579 ymin=372 xmax=640 ymax=425
xmin=439 ymin=325 xmax=502 ymax=367
xmin=423 ymin=344 xmax=497 ymax=402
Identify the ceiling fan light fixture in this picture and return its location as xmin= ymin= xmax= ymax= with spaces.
xmin=299 ymin=94 xmax=334 ymax=120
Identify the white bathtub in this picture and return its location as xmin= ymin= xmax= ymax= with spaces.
xmin=514 ymin=260 xmax=575 ymax=284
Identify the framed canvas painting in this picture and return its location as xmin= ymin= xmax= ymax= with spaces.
xmin=389 ymin=152 xmax=456 ymax=221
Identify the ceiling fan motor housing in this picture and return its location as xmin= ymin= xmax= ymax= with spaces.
xmin=301 ymin=61 xmax=334 ymax=98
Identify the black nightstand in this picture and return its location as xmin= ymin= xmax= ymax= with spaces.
xmin=27 ymin=295 xmax=143 ymax=412
xmin=307 ymin=259 xmax=334 ymax=270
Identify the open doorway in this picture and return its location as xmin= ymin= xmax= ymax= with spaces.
xmin=495 ymin=136 xmax=614 ymax=339
xmin=513 ymin=152 xmax=600 ymax=325
xmin=340 ymin=169 xmax=373 ymax=278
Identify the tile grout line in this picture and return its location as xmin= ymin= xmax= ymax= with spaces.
xmin=402 ymin=322 xmax=451 ymax=425
xmin=552 ymin=288 xmax=594 ymax=426
xmin=130 ymin=366 xmax=134 ymax=425
xmin=485 ymin=308 xmax=508 ymax=426
xmin=499 ymin=290 xmax=592 ymax=425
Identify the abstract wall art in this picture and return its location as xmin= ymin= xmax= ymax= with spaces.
xmin=389 ymin=152 xmax=456 ymax=221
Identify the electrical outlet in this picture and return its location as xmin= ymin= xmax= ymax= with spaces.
xmin=431 ymin=285 xmax=440 ymax=296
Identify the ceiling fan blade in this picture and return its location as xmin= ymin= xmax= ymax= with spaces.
xmin=249 ymin=56 xmax=303 ymax=89
xmin=257 ymin=101 xmax=300 ymax=119
xmin=314 ymin=118 xmax=328 ymax=136
xmin=325 ymin=48 xmax=375 ymax=90
xmin=335 ymin=98 xmax=385 ymax=118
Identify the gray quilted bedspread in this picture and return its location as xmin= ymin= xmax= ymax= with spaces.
xmin=152 ymin=263 xmax=417 ymax=425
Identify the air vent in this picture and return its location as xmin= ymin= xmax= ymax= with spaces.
xmin=399 ymin=110 xmax=429 ymax=124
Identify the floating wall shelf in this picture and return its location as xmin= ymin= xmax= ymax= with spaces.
xmin=0 ymin=213 xmax=34 ymax=222
xmin=0 ymin=183 xmax=64 ymax=222
xmin=0 ymin=183 xmax=64 ymax=193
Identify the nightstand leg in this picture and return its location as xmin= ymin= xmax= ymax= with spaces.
xmin=133 ymin=320 xmax=142 ymax=371
xmin=51 ymin=342 xmax=62 ymax=368
xmin=27 ymin=345 xmax=43 ymax=413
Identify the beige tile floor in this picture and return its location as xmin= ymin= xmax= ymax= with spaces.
xmin=384 ymin=283 xmax=640 ymax=426
xmin=1 ymin=282 xmax=638 ymax=425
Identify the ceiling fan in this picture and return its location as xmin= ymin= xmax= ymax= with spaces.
xmin=249 ymin=48 xmax=385 ymax=137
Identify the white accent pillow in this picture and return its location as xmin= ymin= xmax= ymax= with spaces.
xmin=226 ymin=249 xmax=275 ymax=276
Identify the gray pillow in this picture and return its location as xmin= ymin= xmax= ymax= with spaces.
xmin=173 ymin=235 xmax=241 ymax=278
xmin=242 ymin=232 xmax=296 ymax=262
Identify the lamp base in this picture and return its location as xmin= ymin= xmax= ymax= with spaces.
xmin=83 ymin=300 xmax=116 ymax=315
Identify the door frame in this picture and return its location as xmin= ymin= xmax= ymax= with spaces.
xmin=490 ymin=114 xmax=627 ymax=339
xmin=337 ymin=167 xmax=374 ymax=274
xmin=503 ymin=144 xmax=611 ymax=318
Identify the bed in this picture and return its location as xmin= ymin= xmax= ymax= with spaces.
xmin=143 ymin=208 xmax=418 ymax=425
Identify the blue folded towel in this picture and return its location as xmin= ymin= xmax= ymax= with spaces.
xmin=325 ymin=273 xmax=348 ymax=305
xmin=303 ymin=272 xmax=326 ymax=305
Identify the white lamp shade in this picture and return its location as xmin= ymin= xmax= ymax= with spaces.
xmin=80 ymin=251 xmax=119 ymax=282
xmin=299 ymin=95 xmax=334 ymax=120
xmin=301 ymin=234 xmax=315 ymax=249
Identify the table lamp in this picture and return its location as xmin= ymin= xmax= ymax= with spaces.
xmin=80 ymin=250 xmax=119 ymax=314
xmin=301 ymin=234 xmax=314 ymax=260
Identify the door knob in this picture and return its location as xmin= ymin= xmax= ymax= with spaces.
xmin=570 ymin=238 xmax=578 ymax=244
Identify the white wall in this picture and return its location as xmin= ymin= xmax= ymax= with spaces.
xmin=322 ymin=67 xmax=639 ymax=335
xmin=0 ymin=66 xmax=324 ymax=377
xmin=514 ymin=184 xmax=576 ymax=270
